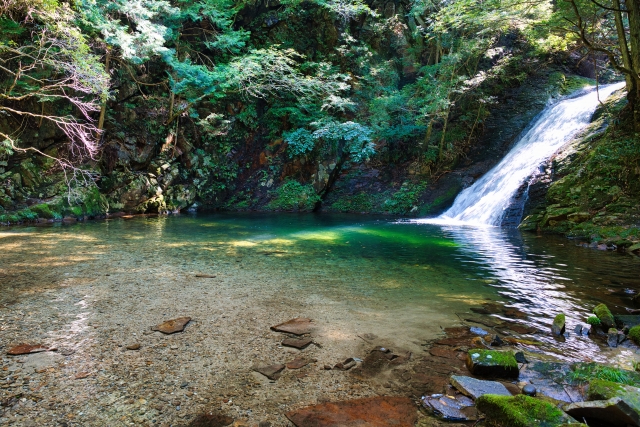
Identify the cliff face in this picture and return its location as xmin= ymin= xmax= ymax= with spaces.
xmin=0 ymin=1 xmax=598 ymax=223
xmin=519 ymin=90 xmax=640 ymax=250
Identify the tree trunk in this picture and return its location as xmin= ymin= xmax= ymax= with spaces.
xmin=626 ymin=0 xmax=640 ymax=129
xmin=97 ymin=49 xmax=110 ymax=136
xmin=614 ymin=0 xmax=633 ymax=91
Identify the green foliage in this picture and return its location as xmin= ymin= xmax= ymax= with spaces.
xmin=284 ymin=128 xmax=315 ymax=158
xmin=30 ymin=203 xmax=62 ymax=219
xmin=383 ymin=182 xmax=427 ymax=214
xmin=330 ymin=192 xmax=373 ymax=213
xmin=568 ymin=363 xmax=640 ymax=387
xmin=266 ymin=180 xmax=320 ymax=211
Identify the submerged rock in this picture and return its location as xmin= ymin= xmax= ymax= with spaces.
xmin=476 ymin=394 xmax=577 ymax=427
xmin=285 ymin=396 xmax=417 ymax=427
xmin=466 ymin=349 xmax=519 ymax=379
xmin=450 ymin=375 xmax=512 ymax=400
xmin=188 ymin=411 xmax=233 ymax=427
xmin=152 ymin=317 xmax=191 ymax=334
xmin=593 ymin=304 xmax=615 ymax=330
xmin=552 ymin=313 xmax=566 ymax=336
xmin=522 ymin=384 xmax=537 ymax=396
xmin=252 ymin=364 xmax=285 ymax=380
xmin=281 ymin=337 xmax=313 ymax=349
xmin=270 ymin=318 xmax=313 ymax=335
xmin=422 ymin=394 xmax=478 ymax=421
xmin=6 ymin=344 xmax=49 ymax=355
xmin=607 ymin=328 xmax=619 ymax=348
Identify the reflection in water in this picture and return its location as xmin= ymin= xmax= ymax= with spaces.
xmin=2 ymin=213 xmax=639 ymax=363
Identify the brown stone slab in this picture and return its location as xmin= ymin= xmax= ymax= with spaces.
xmin=286 ymin=396 xmax=417 ymax=427
xmin=282 ymin=337 xmax=313 ymax=349
xmin=270 ymin=317 xmax=313 ymax=335
xmin=286 ymin=357 xmax=315 ymax=370
xmin=253 ymin=363 xmax=285 ymax=380
xmin=7 ymin=344 xmax=48 ymax=355
xmin=152 ymin=317 xmax=191 ymax=334
xmin=429 ymin=346 xmax=460 ymax=359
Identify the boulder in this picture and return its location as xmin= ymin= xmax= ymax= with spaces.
xmin=562 ymin=379 xmax=640 ymax=426
xmin=552 ymin=314 xmax=566 ymax=336
xmin=629 ymin=325 xmax=640 ymax=345
xmin=477 ymin=394 xmax=577 ymax=427
xmin=466 ymin=349 xmax=519 ymax=379
xmin=450 ymin=375 xmax=512 ymax=400
xmin=607 ymin=328 xmax=619 ymax=348
xmin=593 ymin=304 xmax=615 ymax=330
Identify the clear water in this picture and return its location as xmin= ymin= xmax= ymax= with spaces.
xmin=2 ymin=213 xmax=639 ymax=362
xmin=428 ymin=83 xmax=625 ymax=226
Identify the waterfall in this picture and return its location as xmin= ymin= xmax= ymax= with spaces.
xmin=419 ymin=82 xmax=625 ymax=227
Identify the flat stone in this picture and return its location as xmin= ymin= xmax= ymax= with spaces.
xmin=286 ymin=357 xmax=314 ymax=370
xmin=450 ymin=375 xmax=512 ymax=399
xmin=422 ymin=395 xmax=478 ymax=421
xmin=126 ymin=343 xmax=141 ymax=350
xmin=270 ymin=317 xmax=313 ymax=335
xmin=281 ymin=338 xmax=313 ymax=349
xmin=470 ymin=326 xmax=489 ymax=335
xmin=564 ymin=398 xmax=640 ymax=426
xmin=252 ymin=364 xmax=285 ymax=380
xmin=152 ymin=317 xmax=191 ymax=334
xmin=7 ymin=344 xmax=48 ymax=356
xmin=285 ymin=396 xmax=417 ymax=427
xmin=194 ymin=274 xmax=216 ymax=278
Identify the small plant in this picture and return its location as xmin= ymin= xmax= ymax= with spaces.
xmin=568 ymin=363 xmax=640 ymax=386
xmin=587 ymin=316 xmax=601 ymax=326
xmin=266 ymin=180 xmax=320 ymax=211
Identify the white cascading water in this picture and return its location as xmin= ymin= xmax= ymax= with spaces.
xmin=420 ymin=82 xmax=625 ymax=226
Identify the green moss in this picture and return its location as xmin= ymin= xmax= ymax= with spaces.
xmin=468 ymin=349 xmax=518 ymax=369
xmin=588 ymin=379 xmax=624 ymax=400
xmin=476 ymin=394 xmax=569 ymax=427
xmin=593 ymin=303 xmax=615 ymax=329
xmin=629 ymin=325 xmax=640 ymax=345
xmin=330 ymin=192 xmax=373 ymax=213
xmin=586 ymin=316 xmax=601 ymax=326
xmin=265 ymin=180 xmax=320 ymax=212
xmin=383 ymin=181 xmax=427 ymax=215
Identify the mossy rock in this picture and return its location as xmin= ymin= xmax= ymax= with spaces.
xmin=476 ymin=394 xmax=576 ymax=427
xmin=629 ymin=325 xmax=640 ymax=345
xmin=552 ymin=313 xmax=566 ymax=336
xmin=593 ymin=303 xmax=615 ymax=330
xmin=466 ymin=349 xmax=519 ymax=379
xmin=564 ymin=379 xmax=640 ymax=426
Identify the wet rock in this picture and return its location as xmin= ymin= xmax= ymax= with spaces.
xmin=194 ymin=274 xmax=216 ymax=278
xmin=574 ymin=325 xmax=583 ymax=335
xmin=152 ymin=317 xmax=191 ymax=334
xmin=252 ymin=364 xmax=285 ymax=380
xmin=188 ymin=411 xmax=233 ymax=427
xmin=126 ymin=343 xmax=141 ymax=350
xmin=335 ymin=358 xmax=356 ymax=370
xmin=270 ymin=318 xmax=313 ymax=335
xmin=593 ymin=304 xmax=615 ymax=330
xmin=7 ymin=344 xmax=49 ymax=356
xmin=477 ymin=394 xmax=577 ymax=427
xmin=564 ymin=396 xmax=640 ymax=427
xmin=450 ymin=375 xmax=512 ymax=399
xmin=466 ymin=349 xmax=519 ymax=379
xmin=281 ymin=337 xmax=313 ymax=349
xmin=470 ymin=326 xmax=489 ymax=336
xmin=286 ymin=357 xmax=314 ymax=370
xmin=607 ymin=328 xmax=619 ymax=348
xmin=514 ymin=351 xmax=528 ymax=364
xmin=490 ymin=335 xmax=504 ymax=346
xmin=522 ymin=384 xmax=537 ymax=396
xmin=552 ymin=313 xmax=566 ymax=336
xmin=422 ymin=394 xmax=478 ymax=421
xmin=285 ymin=396 xmax=417 ymax=427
